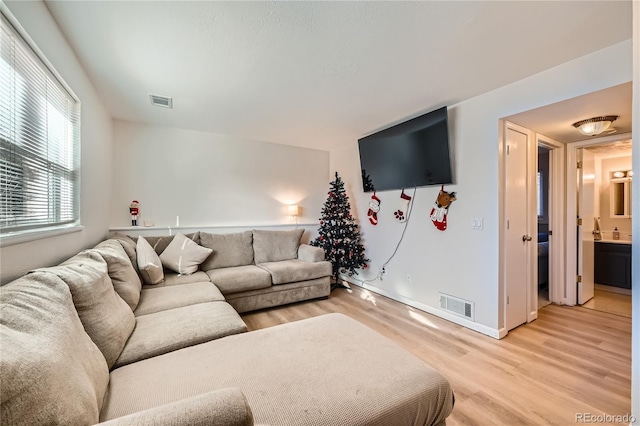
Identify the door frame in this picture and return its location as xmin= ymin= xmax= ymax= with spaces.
xmin=536 ymin=134 xmax=565 ymax=305
xmin=499 ymin=121 xmax=537 ymax=336
xmin=565 ymin=132 xmax=632 ymax=306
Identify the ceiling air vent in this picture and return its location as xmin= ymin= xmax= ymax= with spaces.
xmin=149 ymin=94 xmax=173 ymax=109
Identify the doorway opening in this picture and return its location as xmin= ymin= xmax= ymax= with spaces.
xmin=572 ymin=138 xmax=632 ymax=318
xmin=537 ymin=145 xmax=551 ymax=309
xmin=499 ymin=82 xmax=632 ymax=336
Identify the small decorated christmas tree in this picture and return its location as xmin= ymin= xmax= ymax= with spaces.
xmin=311 ymin=172 xmax=368 ymax=282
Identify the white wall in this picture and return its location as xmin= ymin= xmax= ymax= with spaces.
xmin=0 ymin=1 xmax=113 ymax=284
xmin=331 ymin=39 xmax=633 ymax=334
xmin=111 ymin=120 xmax=329 ymax=229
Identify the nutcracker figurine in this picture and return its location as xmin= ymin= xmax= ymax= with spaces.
xmin=129 ymin=200 xmax=140 ymax=226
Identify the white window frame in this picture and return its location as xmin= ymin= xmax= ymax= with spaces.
xmin=0 ymin=8 xmax=82 ymax=246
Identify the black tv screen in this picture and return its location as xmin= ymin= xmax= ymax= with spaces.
xmin=358 ymin=106 xmax=452 ymax=192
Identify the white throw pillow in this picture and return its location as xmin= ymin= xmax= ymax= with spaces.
xmin=137 ymin=236 xmax=164 ymax=284
xmin=160 ymin=233 xmax=213 ymax=275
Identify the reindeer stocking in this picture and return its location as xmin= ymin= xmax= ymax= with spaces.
xmin=430 ymin=186 xmax=456 ymax=231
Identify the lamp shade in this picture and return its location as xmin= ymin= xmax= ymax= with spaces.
xmin=572 ymin=116 xmax=618 ymax=136
xmin=287 ymin=204 xmax=299 ymax=216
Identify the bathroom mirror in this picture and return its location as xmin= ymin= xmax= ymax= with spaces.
xmin=610 ymin=178 xmax=632 ymax=218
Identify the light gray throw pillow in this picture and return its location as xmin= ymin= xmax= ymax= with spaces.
xmin=200 ymin=231 xmax=254 ymax=270
xmin=144 ymin=232 xmax=199 ymax=255
xmin=252 ymin=229 xmax=304 ymax=264
xmin=0 ymin=272 xmax=109 ymax=425
xmin=137 ymin=236 xmax=165 ymax=285
xmin=160 ymin=232 xmax=213 ymax=275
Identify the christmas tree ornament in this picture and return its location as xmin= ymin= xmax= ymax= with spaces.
xmin=430 ymin=186 xmax=456 ymax=231
xmin=367 ymin=193 xmax=381 ymax=225
xmin=393 ymin=190 xmax=412 ymax=223
xmin=311 ymin=172 xmax=368 ymax=285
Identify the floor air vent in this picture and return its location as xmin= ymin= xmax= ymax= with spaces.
xmin=439 ymin=293 xmax=474 ymax=321
xmin=149 ymin=94 xmax=173 ymax=108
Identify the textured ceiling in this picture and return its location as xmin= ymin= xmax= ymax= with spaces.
xmin=585 ymin=139 xmax=632 ymax=154
xmin=42 ymin=1 xmax=632 ymax=150
xmin=507 ymin=82 xmax=633 ymax=143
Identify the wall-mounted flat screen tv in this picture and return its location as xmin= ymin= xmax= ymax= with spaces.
xmin=358 ymin=106 xmax=452 ymax=192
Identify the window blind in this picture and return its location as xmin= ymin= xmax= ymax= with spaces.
xmin=0 ymin=13 xmax=80 ymax=235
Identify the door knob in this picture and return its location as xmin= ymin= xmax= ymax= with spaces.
xmin=522 ymin=235 xmax=532 ymax=242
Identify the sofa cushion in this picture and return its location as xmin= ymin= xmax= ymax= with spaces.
xmin=38 ymin=251 xmax=136 ymax=369
xmin=252 ymin=229 xmax=304 ymax=264
xmin=144 ymin=232 xmax=199 ymax=255
xmin=225 ymin=277 xmax=330 ymax=314
xmin=99 ymin=388 xmax=254 ymax=426
xmin=93 ymin=239 xmax=143 ymax=310
xmin=200 ymin=231 xmax=254 ymax=270
xmin=1 ymin=272 xmax=109 ymax=426
xmin=206 ymin=265 xmax=272 ymax=295
xmin=101 ymin=314 xmax=454 ymax=426
xmin=150 ymin=271 xmax=210 ymax=287
xmin=297 ymin=244 xmax=325 ymax=263
xmin=258 ymin=260 xmax=332 ymax=285
xmin=114 ymin=302 xmax=247 ymax=368
xmin=111 ymin=233 xmax=137 ymax=267
xmin=135 ymin=282 xmax=225 ymax=316
xmin=137 ymin=236 xmax=165 ymax=285
xmin=160 ymin=233 xmax=213 ymax=275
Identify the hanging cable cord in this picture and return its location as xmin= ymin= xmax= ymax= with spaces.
xmin=359 ymin=186 xmax=418 ymax=284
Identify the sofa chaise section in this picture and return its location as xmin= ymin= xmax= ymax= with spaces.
xmin=101 ymin=313 xmax=454 ymax=425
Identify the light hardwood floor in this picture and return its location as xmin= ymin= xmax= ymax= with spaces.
xmin=582 ymin=288 xmax=632 ymax=318
xmin=242 ymin=285 xmax=632 ymax=426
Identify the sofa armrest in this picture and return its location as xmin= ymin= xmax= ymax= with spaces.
xmin=297 ymin=244 xmax=325 ymax=262
xmin=98 ymin=388 xmax=253 ymax=426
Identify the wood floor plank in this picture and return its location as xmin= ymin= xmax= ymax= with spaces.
xmin=241 ymin=286 xmax=632 ymax=425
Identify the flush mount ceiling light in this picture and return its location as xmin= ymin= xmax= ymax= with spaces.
xmin=572 ymin=115 xmax=618 ymax=136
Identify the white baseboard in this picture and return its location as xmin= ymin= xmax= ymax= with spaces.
xmin=338 ymin=275 xmax=503 ymax=340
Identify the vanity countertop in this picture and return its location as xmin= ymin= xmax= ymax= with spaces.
xmin=597 ymin=239 xmax=632 ymax=245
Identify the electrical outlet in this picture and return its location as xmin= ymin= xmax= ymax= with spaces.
xmin=406 ymin=273 xmax=412 ymax=284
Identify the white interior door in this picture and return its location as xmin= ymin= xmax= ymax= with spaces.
xmin=505 ymin=124 xmax=531 ymax=331
xmin=577 ymin=148 xmax=595 ymax=304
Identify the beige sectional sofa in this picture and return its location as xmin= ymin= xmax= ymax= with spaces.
xmin=1 ymin=229 xmax=455 ymax=425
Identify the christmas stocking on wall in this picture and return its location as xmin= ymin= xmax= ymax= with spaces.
xmin=393 ymin=190 xmax=412 ymax=222
xmin=430 ymin=186 xmax=456 ymax=231
xmin=367 ymin=193 xmax=380 ymax=225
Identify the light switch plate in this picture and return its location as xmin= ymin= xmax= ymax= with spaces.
xmin=471 ymin=218 xmax=484 ymax=230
